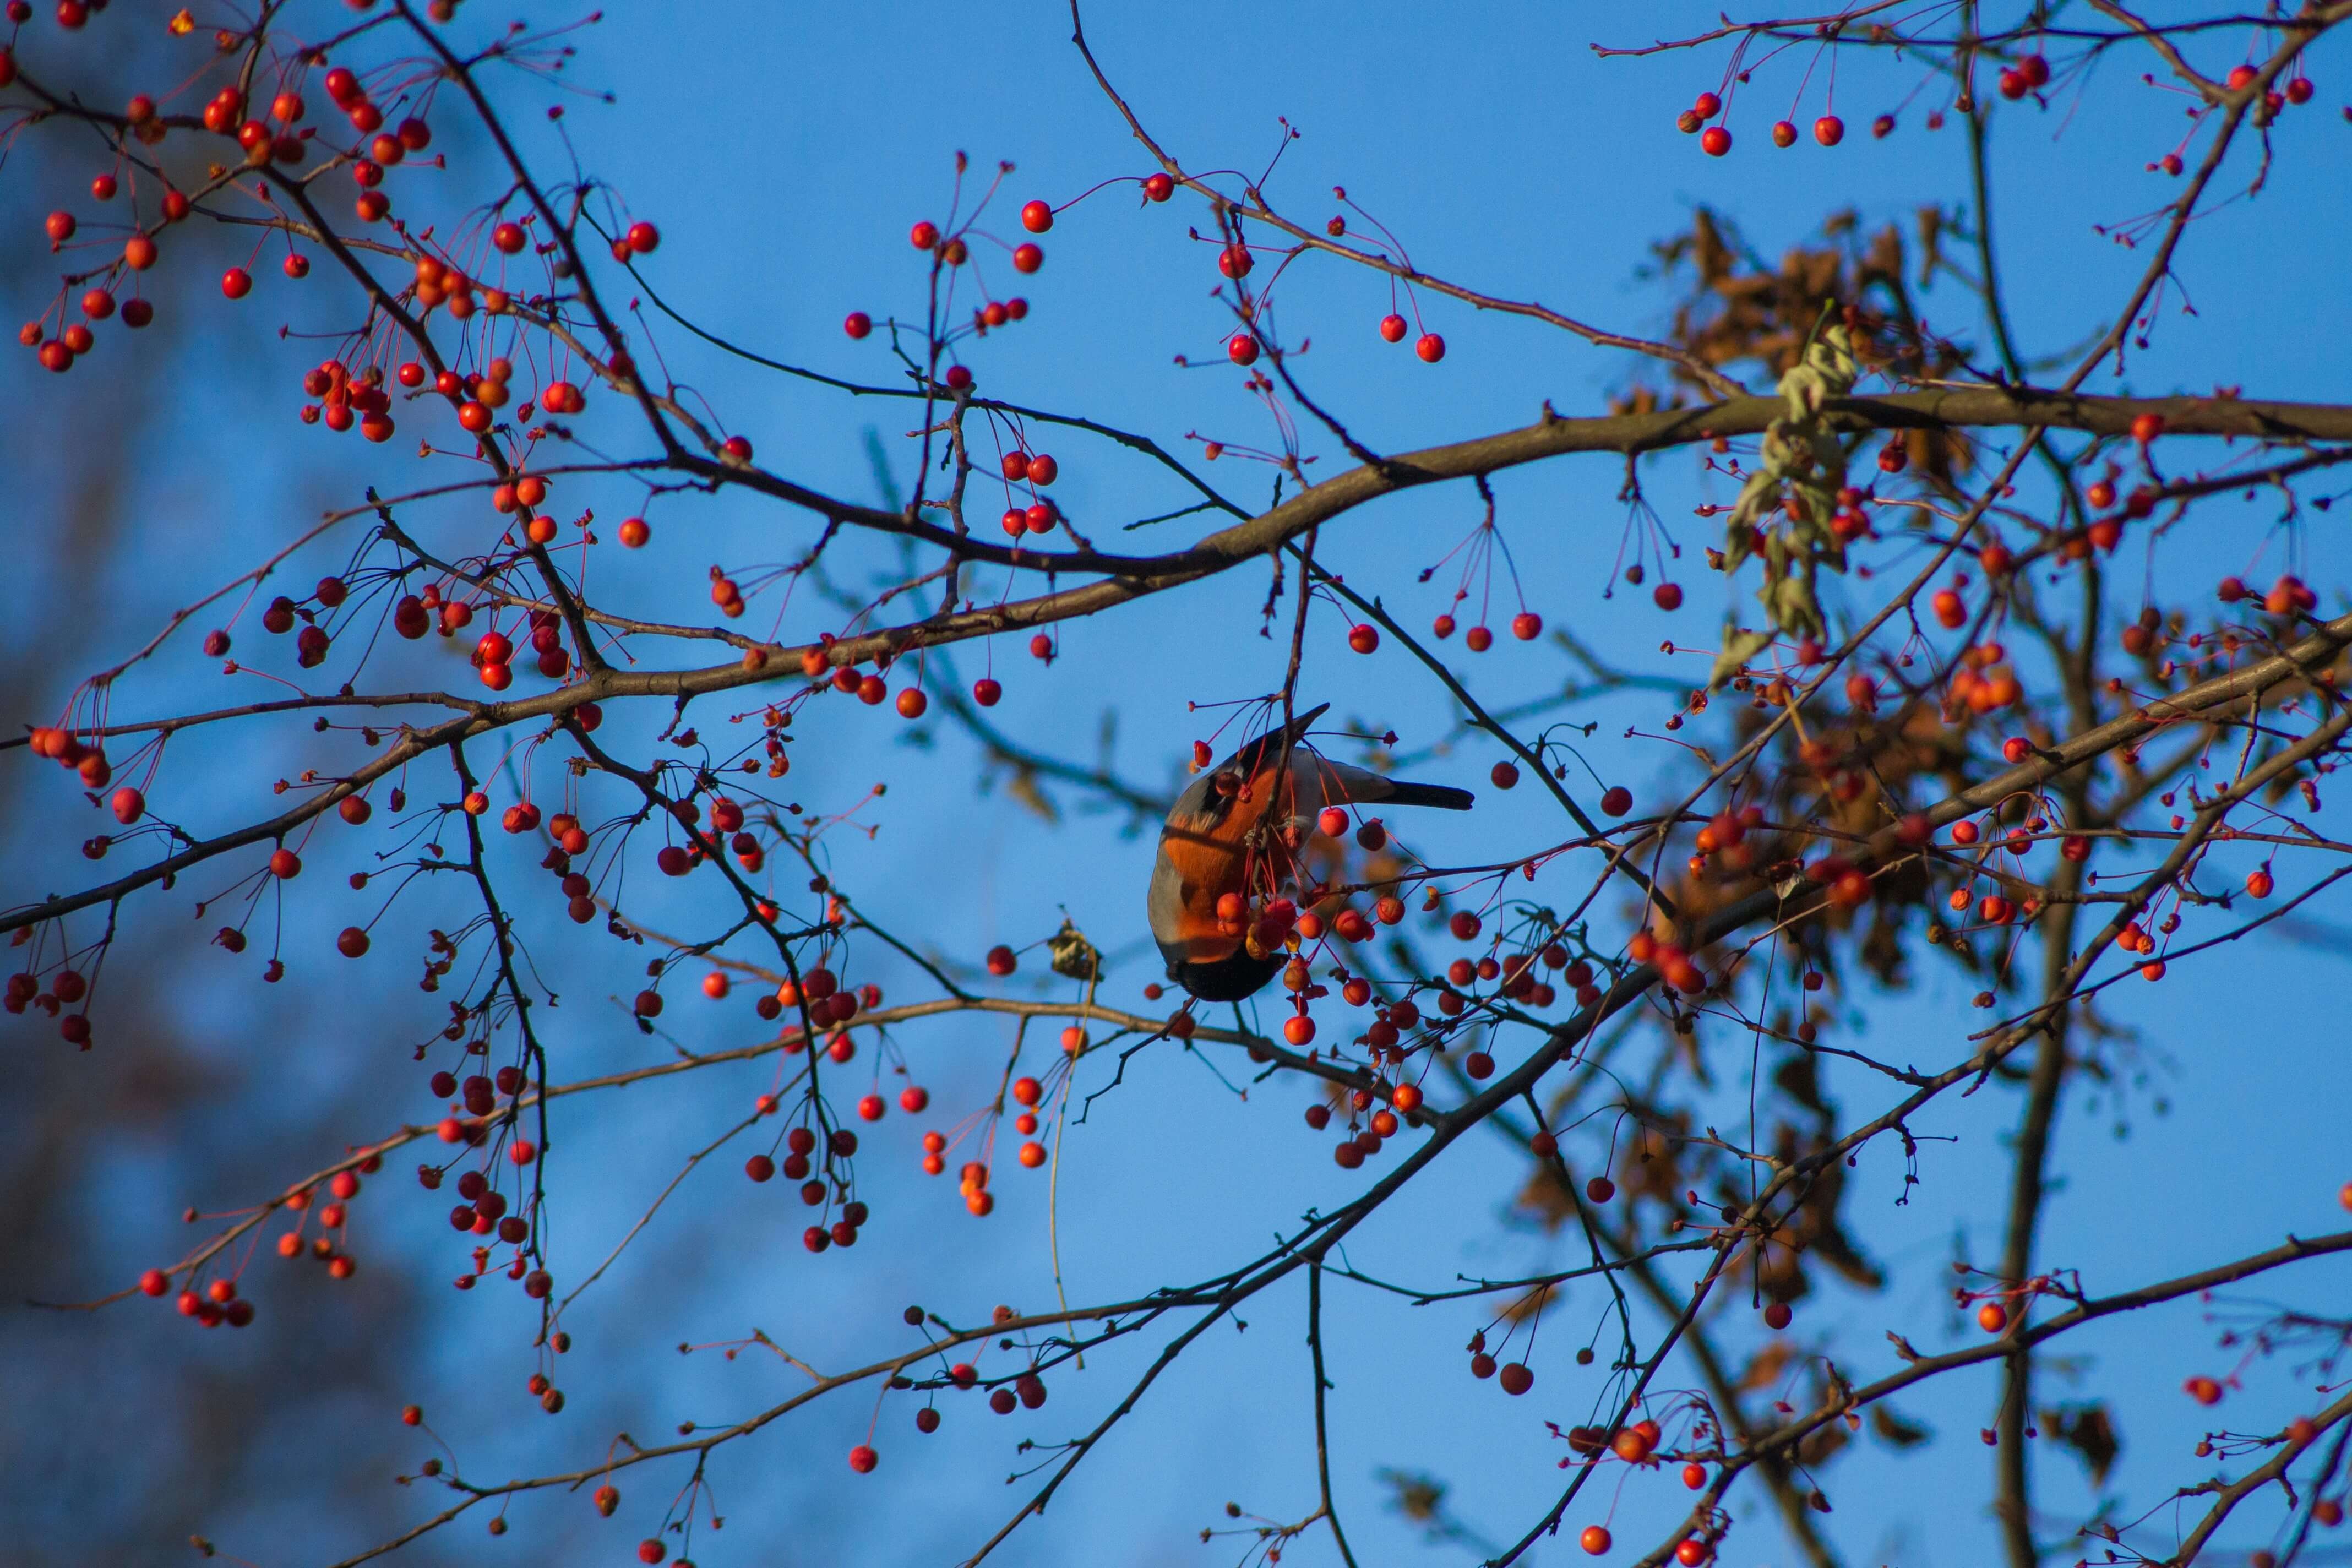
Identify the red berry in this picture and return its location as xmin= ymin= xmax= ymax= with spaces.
xmin=1011 ymin=242 xmax=1043 ymax=273
xmin=1142 ymin=172 xmax=1174 ymax=201
xmin=1020 ymin=199 xmax=1053 ymax=232
xmin=1378 ymin=313 xmax=1407 ymax=342
xmin=1700 ymin=126 xmax=1732 ymax=156
xmin=1814 ymin=115 xmax=1844 ymax=145
xmin=843 ymin=311 xmax=872 ymax=339
xmin=1227 ymin=332 xmax=1259 ymax=366
xmin=848 ymin=1444 xmax=878 ymax=1473
xmin=1347 ymin=623 xmax=1379 ymax=655
xmin=1025 ymin=453 xmax=1057 ymax=485
xmin=972 ymin=678 xmax=1001 ymax=706
xmin=1693 ymin=92 xmax=1722 ymax=117
xmin=1653 ymin=583 xmax=1683 ymax=611
xmin=1511 ymin=611 xmax=1542 ymax=640
xmin=1414 ymin=333 xmax=1446 ymax=363
xmin=625 ymin=220 xmax=660 ymax=254
xmin=909 ymin=220 xmax=939 ymax=250
xmin=1217 ymin=244 xmax=1253 ymax=279
xmin=1771 ymin=119 xmax=1797 ymax=147
xmin=221 ymin=267 xmax=253 ymax=300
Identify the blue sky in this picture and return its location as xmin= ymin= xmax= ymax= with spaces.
xmin=5 ymin=4 xmax=2350 ymax=1566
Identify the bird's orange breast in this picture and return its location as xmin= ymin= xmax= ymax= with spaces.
xmin=1158 ymin=811 xmax=1248 ymax=951
xmin=1155 ymin=756 xmax=1303 ymax=957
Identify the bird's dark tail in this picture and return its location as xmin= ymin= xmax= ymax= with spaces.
xmin=1382 ymin=781 xmax=1475 ymax=811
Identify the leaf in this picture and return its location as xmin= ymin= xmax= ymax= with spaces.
xmin=1870 ymin=1403 xmax=1933 ymax=1449
xmin=1796 ymin=1422 xmax=1848 ymax=1469
xmin=1736 ymin=1338 xmax=1795 ymax=1393
xmin=2043 ymin=1402 xmax=2121 ymax=1488
xmin=1513 ymin=1162 xmax=1577 ymax=1232
xmin=1783 ymin=363 xmax=1827 ymax=422
xmin=1377 ymin=1469 xmax=1447 ymax=1524
xmin=1500 ymin=1284 xmax=1559 ymax=1325
xmin=1772 ymin=1050 xmax=1831 ymax=1117
xmin=1711 ymin=627 xmax=1774 ymax=689
xmin=1046 ymin=918 xmax=1101 ymax=982
xmin=1006 ymin=768 xmax=1058 ymax=824
xmin=1767 ymin=574 xmax=1824 ymax=639
xmin=1807 ymin=427 xmax=1848 ymax=484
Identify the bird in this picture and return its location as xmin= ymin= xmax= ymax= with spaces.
xmin=1147 ymin=702 xmax=1473 ymax=1001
